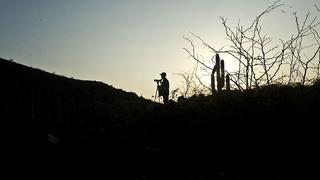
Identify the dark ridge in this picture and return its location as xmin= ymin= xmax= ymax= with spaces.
xmin=1 ymin=58 xmax=320 ymax=179
xmin=0 ymin=58 xmax=158 ymax=178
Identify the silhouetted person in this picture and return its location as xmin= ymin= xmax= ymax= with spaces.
xmin=157 ymin=72 xmax=169 ymax=104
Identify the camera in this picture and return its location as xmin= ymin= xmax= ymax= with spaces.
xmin=154 ymin=79 xmax=161 ymax=83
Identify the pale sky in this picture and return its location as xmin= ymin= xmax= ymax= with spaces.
xmin=1 ymin=0 xmax=319 ymax=99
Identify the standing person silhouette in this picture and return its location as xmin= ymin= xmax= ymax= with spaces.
xmin=157 ymin=72 xmax=169 ymax=104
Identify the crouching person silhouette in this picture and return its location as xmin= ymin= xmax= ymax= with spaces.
xmin=156 ymin=72 xmax=169 ymax=104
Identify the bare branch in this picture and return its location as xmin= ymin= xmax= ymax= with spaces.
xmin=183 ymin=36 xmax=213 ymax=70
xmin=182 ymin=0 xmax=320 ymax=94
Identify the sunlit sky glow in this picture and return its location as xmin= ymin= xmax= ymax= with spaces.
xmin=1 ymin=0 xmax=319 ymax=98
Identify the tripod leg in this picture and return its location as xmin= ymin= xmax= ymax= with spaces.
xmin=154 ymin=86 xmax=158 ymax=102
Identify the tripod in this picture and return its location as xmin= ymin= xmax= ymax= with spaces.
xmin=153 ymin=82 xmax=161 ymax=103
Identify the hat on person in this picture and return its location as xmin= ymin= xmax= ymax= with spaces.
xmin=160 ymin=72 xmax=166 ymax=76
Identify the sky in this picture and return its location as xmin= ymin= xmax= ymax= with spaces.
xmin=1 ymin=0 xmax=319 ymax=99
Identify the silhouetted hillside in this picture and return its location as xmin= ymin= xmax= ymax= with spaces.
xmin=1 ymin=58 xmax=320 ymax=179
xmin=0 ymin=58 xmax=158 ymax=178
xmin=1 ymin=58 xmax=153 ymax=138
xmin=146 ymin=82 xmax=320 ymax=178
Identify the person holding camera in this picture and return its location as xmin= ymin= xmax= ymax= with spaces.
xmin=155 ymin=72 xmax=169 ymax=104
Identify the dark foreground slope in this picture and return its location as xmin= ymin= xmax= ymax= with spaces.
xmin=146 ymin=82 xmax=320 ymax=178
xmin=0 ymin=58 xmax=159 ymax=177
xmin=1 ymin=58 xmax=151 ymax=139
xmin=1 ymin=58 xmax=320 ymax=179
xmin=162 ymin=84 xmax=320 ymax=178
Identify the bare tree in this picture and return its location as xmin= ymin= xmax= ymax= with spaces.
xmin=176 ymin=64 xmax=211 ymax=98
xmin=183 ymin=0 xmax=320 ymax=92
xmin=177 ymin=72 xmax=194 ymax=97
